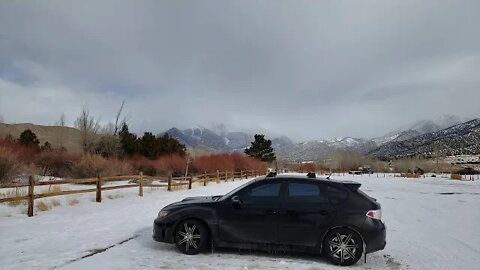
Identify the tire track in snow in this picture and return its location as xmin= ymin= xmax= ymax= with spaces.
xmin=51 ymin=234 xmax=141 ymax=270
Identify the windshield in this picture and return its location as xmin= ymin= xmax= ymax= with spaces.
xmin=220 ymin=178 xmax=258 ymax=200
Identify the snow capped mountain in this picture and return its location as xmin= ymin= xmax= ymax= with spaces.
xmin=162 ymin=127 xmax=253 ymax=152
xmin=162 ymin=115 xmax=477 ymax=161
xmin=370 ymin=118 xmax=480 ymax=159
xmin=373 ymin=115 xmax=470 ymax=145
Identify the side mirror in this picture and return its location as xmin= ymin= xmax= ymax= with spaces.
xmin=231 ymin=195 xmax=242 ymax=207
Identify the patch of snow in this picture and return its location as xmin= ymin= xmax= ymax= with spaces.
xmin=1 ymin=175 xmax=479 ymax=269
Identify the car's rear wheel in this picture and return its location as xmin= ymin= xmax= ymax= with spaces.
xmin=323 ymin=228 xmax=363 ymax=266
xmin=174 ymin=219 xmax=209 ymax=255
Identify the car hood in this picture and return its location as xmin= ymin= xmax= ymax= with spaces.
xmin=166 ymin=196 xmax=220 ymax=208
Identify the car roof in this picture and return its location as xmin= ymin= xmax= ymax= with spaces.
xmin=258 ymin=174 xmax=361 ymax=191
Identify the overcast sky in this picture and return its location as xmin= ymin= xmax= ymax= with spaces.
xmin=1 ymin=1 xmax=479 ymax=141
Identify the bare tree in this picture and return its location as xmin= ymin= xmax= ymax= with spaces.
xmin=74 ymin=109 xmax=100 ymax=154
xmin=55 ymin=113 xmax=66 ymax=127
xmin=114 ymin=101 xmax=126 ymax=136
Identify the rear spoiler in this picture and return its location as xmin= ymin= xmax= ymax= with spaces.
xmin=342 ymin=181 xmax=361 ymax=192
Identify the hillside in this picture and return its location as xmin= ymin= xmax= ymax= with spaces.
xmin=0 ymin=123 xmax=83 ymax=153
xmin=369 ymin=119 xmax=480 ymax=159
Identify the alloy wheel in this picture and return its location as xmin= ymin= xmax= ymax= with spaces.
xmin=327 ymin=232 xmax=359 ymax=264
xmin=176 ymin=222 xmax=202 ymax=252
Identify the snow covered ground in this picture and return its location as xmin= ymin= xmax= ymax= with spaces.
xmin=0 ymin=174 xmax=479 ymax=270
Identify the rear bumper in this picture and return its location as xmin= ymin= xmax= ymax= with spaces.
xmin=362 ymin=220 xmax=386 ymax=254
xmin=152 ymin=218 xmax=175 ymax=243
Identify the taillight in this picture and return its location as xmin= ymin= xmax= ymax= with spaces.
xmin=366 ymin=209 xmax=382 ymax=220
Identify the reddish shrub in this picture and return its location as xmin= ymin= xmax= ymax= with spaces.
xmin=0 ymin=146 xmax=22 ymax=183
xmin=152 ymin=154 xmax=187 ymax=176
xmin=127 ymin=155 xmax=156 ymax=176
xmin=0 ymin=138 xmax=40 ymax=164
xmin=34 ymin=150 xmax=80 ymax=177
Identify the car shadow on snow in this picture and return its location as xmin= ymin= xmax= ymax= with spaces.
xmin=132 ymin=227 xmax=393 ymax=269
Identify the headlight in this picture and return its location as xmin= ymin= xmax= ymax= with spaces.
xmin=158 ymin=210 xmax=169 ymax=218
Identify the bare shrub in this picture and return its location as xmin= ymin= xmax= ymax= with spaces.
xmin=0 ymin=146 xmax=22 ymax=183
xmin=327 ymin=150 xmax=374 ymax=172
xmin=70 ymin=154 xmax=134 ymax=178
xmin=153 ymin=154 xmax=187 ymax=176
xmin=34 ymin=150 xmax=79 ymax=177
xmin=128 ymin=155 xmax=156 ymax=176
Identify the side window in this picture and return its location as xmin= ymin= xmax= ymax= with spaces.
xmin=287 ymin=182 xmax=324 ymax=203
xmin=326 ymin=185 xmax=349 ymax=204
xmin=243 ymin=183 xmax=282 ymax=202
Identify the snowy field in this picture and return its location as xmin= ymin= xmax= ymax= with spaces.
xmin=1 ymin=174 xmax=479 ymax=270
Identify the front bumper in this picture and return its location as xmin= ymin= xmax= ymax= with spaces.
xmin=152 ymin=218 xmax=175 ymax=243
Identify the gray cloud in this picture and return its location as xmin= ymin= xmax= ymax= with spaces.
xmin=1 ymin=0 xmax=479 ymax=141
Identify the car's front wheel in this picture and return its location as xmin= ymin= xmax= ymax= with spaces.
xmin=323 ymin=228 xmax=363 ymax=266
xmin=174 ymin=219 xmax=209 ymax=255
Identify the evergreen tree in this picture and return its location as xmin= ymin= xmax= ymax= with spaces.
xmin=245 ymin=134 xmax=276 ymax=162
xmin=139 ymin=132 xmax=158 ymax=159
xmin=18 ymin=129 xmax=40 ymax=149
xmin=119 ymin=123 xmax=138 ymax=156
xmin=41 ymin=141 xmax=52 ymax=151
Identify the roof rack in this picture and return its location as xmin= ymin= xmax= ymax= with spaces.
xmin=266 ymin=172 xmax=277 ymax=178
xmin=306 ymin=172 xmax=316 ymax=178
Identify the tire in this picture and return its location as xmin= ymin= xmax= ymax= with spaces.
xmin=323 ymin=228 xmax=363 ymax=266
xmin=174 ymin=219 xmax=209 ymax=255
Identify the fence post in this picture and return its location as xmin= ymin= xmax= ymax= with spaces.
xmin=246 ymin=170 xmax=249 ymax=179
xmin=232 ymin=170 xmax=235 ymax=181
xmin=216 ymin=170 xmax=220 ymax=183
xmin=139 ymin=171 xmax=144 ymax=197
xmin=168 ymin=175 xmax=172 ymax=191
xmin=225 ymin=171 xmax=228 ymax=182
xmin=27 ymin=175 xmax=34 ymax=217
xmin=203 ymin=171 xmax=207 ymax=186
xmin=96 ymin=174 xmax=102 ymax=203
xmin=240 ymin=170 xmax=243 ymax=180
xmin=188 ymin=175 xmax=193 ymax=189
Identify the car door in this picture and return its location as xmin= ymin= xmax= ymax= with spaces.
xmin=277 ymin=180 xmax=336 ymax=247
xmin=217 ymin=181 xmax=284 ymax=244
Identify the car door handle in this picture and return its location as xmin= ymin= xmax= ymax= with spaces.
xmin=266 ymin=210 xmax=285 ymax=215
xmin=319 ymin=210 xmax=330 ymax=215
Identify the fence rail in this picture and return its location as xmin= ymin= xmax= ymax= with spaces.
xmin=0 ymin=169 xmax=267 ymax=217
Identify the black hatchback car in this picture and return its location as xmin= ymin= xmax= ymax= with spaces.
xmin=153 ymin=174 xmax=386 ymax=266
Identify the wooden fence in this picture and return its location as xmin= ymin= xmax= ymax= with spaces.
xmin=0 ymin=169 xmax=266 ymax=217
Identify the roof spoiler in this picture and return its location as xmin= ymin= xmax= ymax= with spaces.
xmin=342 ymin=181 xmax=361 ymax=192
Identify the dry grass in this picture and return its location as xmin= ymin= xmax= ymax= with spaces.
xmin=451 ymin=173 xmax=462 ymax=180
xmin=67 ymin=198 xmax=80 ymax=206
xmin=106 ymin=193 xmax=125 ymax=200
xmin=70 ymin=154 xmax=134 ymax=178
xmin=35 ymin=201 xmax=51 ymax=211
xmin=50 ymin=199 xmax=61 ymax=207
xmin=0 ymin=188 xmax=28 ymax=206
